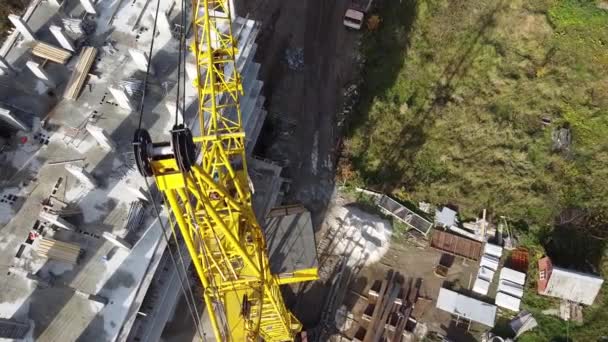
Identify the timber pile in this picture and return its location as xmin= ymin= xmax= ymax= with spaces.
xmin=35 ymin=237 xmax=81 ymax=264
xmin=63 ymin=47 xmax=97 ymax=101
xmin=31 ymin=41 xmax=72 ymax=64
xmin=354 ymin=270 xmax=422 ymax=342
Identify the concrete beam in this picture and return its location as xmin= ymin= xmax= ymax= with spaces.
xmin=85 ymin=124 xmax=116 ymax=151
xmin=64 ymin=164 xmax=97 ymax=188
xmin=0 ymin=107 xmax=29 ymax=131
xmin=102 ymin=232 xmax=132 ymax=250
xmin=0 ymin=56 xmax=15 ymax=75
xmin=108 ymin=86 xmax=133 ymax=110
xmin=49 ymin=25 xmax=75 ymax=52
xmin=39 ymin=211 xmax=76 ymax=230
xmin=8 ymin=14 xmax=35 ymax=41
xmin=79 ymin=0 xmax=96 ymax=14
xmin=26 ymin=61 xmax=56 ymax=88
xmin=158 ymin=12 xmax=172 ymax=35
xmin=128 ymin=49 xmax=154 ymax=74
xmin=127 ymin=186 xmax=149 ymax=202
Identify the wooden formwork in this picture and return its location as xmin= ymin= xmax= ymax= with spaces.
xmin=35 ymin=237 xmax=81 ymax=264
xmin=63 ymin=47 xmax=97 ymax=100
xmin=31 ymin=41 xmax=72 ymax=64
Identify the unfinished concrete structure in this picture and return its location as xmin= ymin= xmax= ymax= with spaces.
xmin=0 ymin=0 xmax=308 ymax=340
xmin=49 ymin=25 xmax=75 ymax=52
xmin=8 ymin=14 xmax=35 ymax=41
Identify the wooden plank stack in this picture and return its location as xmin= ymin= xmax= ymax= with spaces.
xmin=31 ymin=41 xmax=72 ymax=64
xmin=35 ymin=237 xmax=81 ymax=264
xmin=63 ymin=47 xmax=97 ymax=100
xmin=355 ymin=270 xmax=422 ymax=342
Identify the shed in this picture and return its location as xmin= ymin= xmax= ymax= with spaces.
xmin=496 ymin=292 xmax=521 ymax=312
xmin=538 ymin=257 xmax=604 ymax=305
xmin=499 ymin=267 xmax=526 ymax=286
xmin=484 ymin=243 xmax=503 ymax=259
xmin=436 ymin=288 xmax=497 ymax=327
xmin=478 ymin=266 xmax=495 ymax=281
xmin=498 ymin=279 xmax=524 ymax=298
xmin=430 ymin=230 xmax=482 ymax=261
xmin=480 ymin=254 xmax=499 ymax=271
xmin=473 ymin=277 xmax=490 ymax=296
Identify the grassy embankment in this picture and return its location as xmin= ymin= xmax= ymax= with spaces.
xmin=342 ymin=0 xmax=608 ymax=340
xmin=0 ymin=1 xmax=28 ymax=39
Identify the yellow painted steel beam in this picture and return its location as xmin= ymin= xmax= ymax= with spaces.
xmin=146 ymin=1 xmax=319 ymax=341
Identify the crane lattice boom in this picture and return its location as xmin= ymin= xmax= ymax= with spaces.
xmin=133 ymin=1 xmax=318 ymax=341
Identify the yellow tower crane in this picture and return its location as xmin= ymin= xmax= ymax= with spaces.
xmin=132 ymin=1 xmax=318 ymax=341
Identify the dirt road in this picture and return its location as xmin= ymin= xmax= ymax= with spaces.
xmin=239 ymin=0 xmax=360 ymax=227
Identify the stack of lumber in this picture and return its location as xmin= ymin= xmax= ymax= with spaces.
xmin=31 ymin=41 xmax=72 ymax=64
xmin=63 ymin=46 xmax=97 ymax=100
xmin=354 ymin=270 xmax=422 ymax=342
xmin=35 ymin=237 xmax=81 ymax=264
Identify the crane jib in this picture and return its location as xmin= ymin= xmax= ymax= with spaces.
xmin=132 ymin=1 xmax=318 ymax=341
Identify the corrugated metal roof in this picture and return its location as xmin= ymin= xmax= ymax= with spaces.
xmin=436 ymin=288 xmax=497 ymax=327
xmin=430 ymin=230 xmax=482 ymax=261
xmin=544 ymin=267 xmax=604 ymax=305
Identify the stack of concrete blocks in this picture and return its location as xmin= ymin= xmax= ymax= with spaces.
xmin=123 ymin=16 xmax=270 ymax=342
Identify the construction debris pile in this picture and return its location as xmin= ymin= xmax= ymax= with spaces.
xmin=352 ymin=270 xmax=428 ymax=342
xmin=324 ymin=205 xmax=392 ymax=267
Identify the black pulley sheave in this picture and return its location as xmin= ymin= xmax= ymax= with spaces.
xmin=171 ymin=124 xmax=196 ymax=173
xmin=133 ymin=128 xmax=153 ymax=177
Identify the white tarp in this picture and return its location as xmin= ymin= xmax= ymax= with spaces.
xmin=473 ymin=277 xmax=490 ymax=295
xmin=500 ymin=267 xmax=526 ymax=285
xmin=496 ymin=292 xmax=521 ymax=311
xmin=478 ymin=266 xmax=495 ymax=281
xmin=436 ymin=288 xmax=497 ymax=327
xmin=498 ymin=279 xmax=524 ymax=298
xmin=480 ymin=254 xmax=499 ymax=271
xmin=483 ymin=243 xmax=503 ymax=259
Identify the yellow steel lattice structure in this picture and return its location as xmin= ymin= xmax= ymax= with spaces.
xmin=147 ymin=1 xmax=318 ymax=341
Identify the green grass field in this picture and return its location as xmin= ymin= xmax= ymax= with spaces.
xmin=343 ymin=0 xmax=608 ymax=340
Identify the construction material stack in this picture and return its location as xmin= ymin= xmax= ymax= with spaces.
xmin=31 ymin=41 xmax=72 ymax=64
xmin=64 ymin=47 xmax=97 ymax=100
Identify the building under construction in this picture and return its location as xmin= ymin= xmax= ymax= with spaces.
xmin=0 ymin=0 xmax=317 ymax=340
